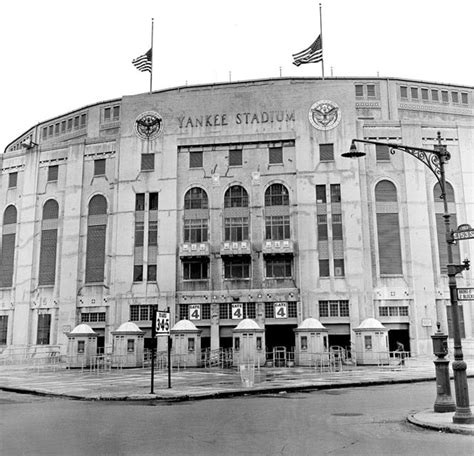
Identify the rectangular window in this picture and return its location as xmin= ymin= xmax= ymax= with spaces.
xmin=319 ymin=259 xmax=330 ymax=277
xmin=8 ymin=172 xmax=17 ymax=189
xmin=224 ymin=258 xmax=250 ymax=279
xmin=201 ymin=303 xmax=211 ymax=320
xmin=317 ymin=215 xmax=328 ymax=240
xmin=377 ymin=213 xmax=402 ymax=275
xmin=319 ymin=143 xmax=334 ymax=162
xmin=332 ymin=214 xmax=343 ymax=240
xmin=441 ymin=90 xmax=449 ymax=102
xmin=135 ymin=193 xmax=145 ymax=211
xmin=399 ymin=306 xmax=408 ymax=316
xmin=431 ymin=89 xmax=439 ymax=102
xmin=389 ymin=306 xmax=398 ymax=316
xmin=113 ymin=106 xmax=120 ymax=121
xmin=37 ymin=314 xmax=51 ymax=345
xmin=316 ymin=185 xmax=326 ymax=204
xmin=379 ymin=307 xmax=388 ymax=317
xmin=149 ymin=192 xmax=158 ymax=211
xmin=400 ymin=86 xmax=408 ymax=99
xmin=269 ymin=146 xmax=283 ymax=164
xmin=147 ymin=264 xmax=157 ymax=282
xmin=183 ymin=259 xmax=208 ymax=280
xmin=287 ymin=301 xmax=297 ymax=318
xmin=130 ymin=305 xmax=139 ymax=321
xmin=55 ymin=123 xmax=60 ymax=135
xmin=229 ymin=149 xmax=242 ymax=166
xmin=134 ymin=222 xmax=144 ymax=246
xmin=42 ymin=127 xmax=48 ymax=139
xmin=220 ymin=303 xmax=232 ymax=320
xmin=265 ymin=256 xmax=292 ymax=278
xmin=265 ymin=215 xmax=290 ymax=240
xmin=188 ymin=338 xmax=195 ymax=351
xmin=77 ymin=340 xmax=85 ymax=354
xmin=39 ymin=229 xmax=57 ymax=285
xmin=127 ymin=340 xmax=135 ymax=352
xmin=48 ymin=165 xmax=58 ymax=182
xmin=67 ymin=119 xmax=73 ymax=131
xmin=330 ymin=301 xmax=339 ymax=317
xmin=80 ymin=114 xmax=87 ymax=128
xmin=189 ymin=150 xmax=203 ymax=168
xmin=85 ymin=225 xmax=106 ymax=283
xmin=133 ymin=265 xmax=143 ymax=282
xmin=421 ymin=88 xmax=429 ymax=101
xmin=319 ymin=301 xmax=329 ymax=317
xmin=148 ymin=221 xmax=157 ymax=246
xmin=461 ymin=92 xmax=468 ymax=104
xmin=339 ymin=301 xmax=349 ymax=317
xmin=376 ymin=144 xmax=390 ymax=161
xmin=184 ymin=219 xmax=208 ymax=243
xmin=451 ymin=92 xmax=459 ymax=103
xmin=366 ymin=84 xmax=376 ymax=98
xmin=301 ymin=335 xmax=308 ymax=350
xmin=81 ymin=312 xmax=106 ymax=323
xmin=411 ymin=87 xmax=418 ymax=99
xmin=334 ymin=258 xmax=345 ymax=276
xmin=61 ymin=121 xmax=66 ymax=133
xmin=364 ymin=335 xmax=372 ymax=350
xmin=94 ymin=159 xmax=106 ymax=176
xmin=49 ymin=125 xmax=54 ymax=136
xmin=141 ymin=154 xmax=155 ymax=171
xmin=355 ymin=84 xmax=364 ymax=97
xmin=330 ymin=184 xmax=341 ymax=203
xmin=0 ymin=315 xmax=8 ymax=345
xmin=224 ymin=217 xmax=249 ymax=242
xmin=74 ymin=116 xmax=80 ymax=128
xmin=104 ymin=107 xmax=111 ymax=122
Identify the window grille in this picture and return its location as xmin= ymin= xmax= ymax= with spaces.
xmin=269 ymin=146 xmax=283 ymax=164
xmin=48 ymin=165 xmax=59 ymax=182
xmin=94 ymin=159 xmax=106 ymax=176
xmin=319 ymin=143 xmax=334 ymax=161
xmin=189 ymin=150 xmax=203 ymax=168
xmin=141 ymin=154 xmax=155 ymax=171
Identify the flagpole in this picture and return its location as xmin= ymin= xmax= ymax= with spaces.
xmin=319 ymin=3 xmax=324 ymax=80
xmin=150 ymin=18 xmax=154 ymax=94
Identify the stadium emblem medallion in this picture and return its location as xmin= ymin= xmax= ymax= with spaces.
xmin=309 ymin=100 xmax=341 ymax=131
xmin=135 ymin=111 xmax=163 ymax=140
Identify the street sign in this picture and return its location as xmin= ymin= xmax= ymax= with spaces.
xmin=452 ymin=224 xmax=474 ymax=241
xmin=274 ymin=302 xmax=288 ymax=319
xmin=231 ymin=303 xmax=243 ymax=319
xmin=189 ymin=304 xmax=201 ymax=320
xmin=156 ymin=311 xmax=170 ymax=335
xmin=457 ymin=288 xmax=474 ymax=301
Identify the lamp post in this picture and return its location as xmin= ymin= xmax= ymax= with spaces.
xmin=343 ymin=132 xmax=473 ymax=424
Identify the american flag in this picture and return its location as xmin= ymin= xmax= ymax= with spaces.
xmin=132 ymin=49 xmax=152 ymax=73
xmin=292 ymin=35 xmax=323 ymax=66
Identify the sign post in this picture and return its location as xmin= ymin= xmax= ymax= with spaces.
xmin=150 ymin=306 xmax=157 ymax=394
xmin=156 ymin=308 xmax=171 ymax=389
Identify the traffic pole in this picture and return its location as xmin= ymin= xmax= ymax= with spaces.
xmin=167 ymin=306 xmax=172 ymax=389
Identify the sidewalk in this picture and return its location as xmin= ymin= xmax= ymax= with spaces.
xmin=1 ymin=356 xmax=473 ymax=435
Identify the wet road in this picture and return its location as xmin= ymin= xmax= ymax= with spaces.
xmin=1 ymin=381 xmax=473 ymax=455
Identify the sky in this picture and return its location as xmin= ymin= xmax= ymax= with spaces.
xmin=1 ymin=0 xmax=473 ymax=152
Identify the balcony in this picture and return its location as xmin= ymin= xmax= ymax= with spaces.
xmin=262 ymin=239 xmax=294 ymax=255
xmin=220 ymin=241 xmax=251 ymax=256
xmin=179 ymin=242 xmax=210 ymax=257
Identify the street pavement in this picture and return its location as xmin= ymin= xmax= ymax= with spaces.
xmin=1 ymin=356 xmax=474 ymax=435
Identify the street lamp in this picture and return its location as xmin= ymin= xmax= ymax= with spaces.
xmin=343 ymin=132 xmax=473 ymax=424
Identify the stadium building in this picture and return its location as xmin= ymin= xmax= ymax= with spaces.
xmin=1 ymin=77 xmax=473 ymax=359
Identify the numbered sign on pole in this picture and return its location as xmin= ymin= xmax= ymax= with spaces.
xmin=274 ymin=302 xmax=288 ymax=319
xmin=156 ymin=311 xmax=170 ymax=335
xmin=189 ymin=304 xmax=201 ymax=320
xmin=231 ymin=303 xmax=243 ymax=320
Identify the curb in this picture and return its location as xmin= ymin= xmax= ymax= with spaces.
xmin=407 ymin=412 xmax=474 ymax=436
xmin=0 ymin=375 xmax=438 ymax=402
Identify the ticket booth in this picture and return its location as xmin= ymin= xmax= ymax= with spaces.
xmin=171 ymin=320 xmax=202 ymax=368
xmin=354 ymin=318 xmax=389 ymax=365
xmin=66 ymin=324 xmax=97 ymax=368
xmin=111 ymin=322 xmax=145 ymax=368
xmin=294 ymin=318 xmax=329 ymax=366
xmin=232 ymin=319 xmax=265 ymax=367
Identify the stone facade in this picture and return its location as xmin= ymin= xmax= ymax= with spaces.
xmin=1 ymin=77 xmax=473 ymax=357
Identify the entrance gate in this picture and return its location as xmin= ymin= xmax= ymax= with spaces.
xmin=273 ymin=346 xmax=286 ymax=367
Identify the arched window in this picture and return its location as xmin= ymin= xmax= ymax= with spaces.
xmin=224 ymin=186 xmax=249 ymax=242
xmin=184 ymin=187 xmax=208 ymax=210
xmin=183 ymin=188 xmax=209 ymax=243
xmin=85 ymin=195 xmax=107 ymax=283
xmin=39 ymin=200 xmax=59 ymax=285
xmin=0 ymin=205 xmax=17 ymax=287
xmin=264 ymin=183 xmax=290 ymax=240
xmin=433 ymin=182 xmax=460 ymax=273
xmin=375 ymin=180 xmax=402 ymax=275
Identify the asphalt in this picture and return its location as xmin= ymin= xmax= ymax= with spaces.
xmin=1 ymin=356 xmax=474 ymax=435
